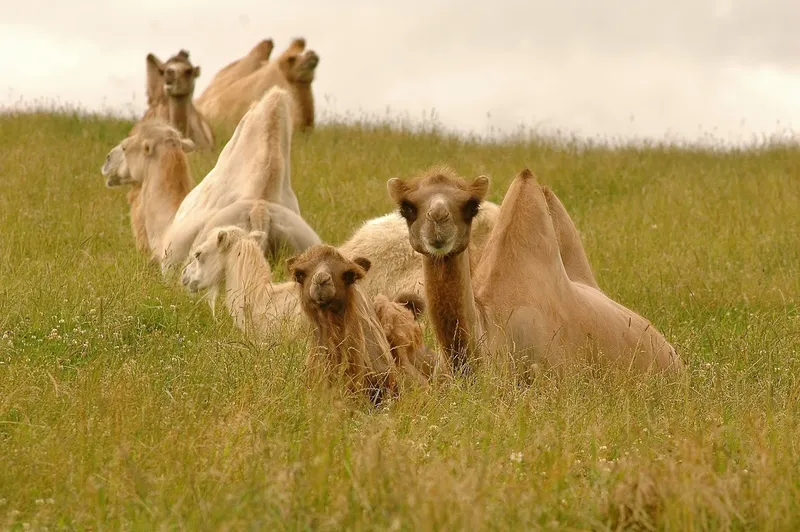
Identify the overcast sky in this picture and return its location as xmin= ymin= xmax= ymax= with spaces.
xmin=3 ymin=0 xmax=800 ymax=144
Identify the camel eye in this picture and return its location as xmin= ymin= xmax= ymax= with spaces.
xmin=399 ymin=201 xmax=417 ymax=222
xmin=462 ymin=198 xmax=480 ymax=222
xmin=342 ymin=270 xmax=358 ymax=285
xmin=293 ymin=270 xmax=306 ymax=284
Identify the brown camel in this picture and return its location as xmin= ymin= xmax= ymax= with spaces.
xmin=288 ymin=245 xmax=399 ymax=403
xmin=373 ymin=292 xmax=450 ymax=383
xmin=142 ymin=50 xmax=215 ymax=150
xmin=101 ymin=121 xmax=195 ymax=255
xmin=195 ymin=39 xmax=275 ymax=111
xmin=197 ymin=38 xmax=319 ymax=132
xmin=387 ymin=166 xmax=684 ymax=376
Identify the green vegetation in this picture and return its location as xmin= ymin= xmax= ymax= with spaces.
xmin=1 ymin=110 xmax=798 ymax=529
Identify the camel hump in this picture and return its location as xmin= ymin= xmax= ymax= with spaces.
xmin=518 ymin=168 xmax=535 ymax=180
xmin=394 ymin=292 xmax=426 ymax=319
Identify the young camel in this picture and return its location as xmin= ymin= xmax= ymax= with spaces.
xmin=288 ymin=245 xmax=448 ymax=402
xmin=181 ymin=225 xmax=304 ymax=337
xmin=373 ymin=292 xmax=449 ymax=383
xmin=387 ymin=166 xmax=684 ymax=376
xmin=101 ymin=120 xmax=318 ymax=262
xmin=142 ymin=50 xmax=215 ymax=151
xmin=197 ymin=38 xmax=319 ymax=132
xmin=195 ymin=39 xmax=275 ymax=110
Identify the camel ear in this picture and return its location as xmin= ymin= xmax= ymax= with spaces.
xmin=146 ymin=54 xmax=165 ymax=102
xmin=386 ymin=178 xmax=407 ymax=204
xmin=352 ymin=257 xmax=371 ymax=274
xmin=470 ymin=175 xmax=490 ymax=200
xmin=342 ymin=266 xmax=365 ymax=286
xmin=216 ymin=229 xmax=233 ymax=250
xmin=290 ymin=38 xmax=306 ymax=52
xmin=177 ymin=49 xmax=190 ymax=60
xmin=394 ymin=292 xmax=426 ymax=318
xmin=192 ymin=66 xmax=201 ymax=78
xmin=180 ymin=138 xmax=196 ymax=153
xmin=285 ymin=256 xmax=298 ymax=274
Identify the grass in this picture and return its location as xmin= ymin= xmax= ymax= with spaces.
xmin=1 ymin=108 xmax=799 ymax=530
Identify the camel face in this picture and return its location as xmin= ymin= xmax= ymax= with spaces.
xmin=181 ymin=226 xmax=247 ymax=292
xmin=161 ymin=53 xmax=201 ymax=98
xmin=288 ymin=245 xmax=370 ymax=315
xmin=101 ymin=141 xmax=132 ymax=187
xmin=285 ymin=51 xmax=319 ymax=84
xmin=102 ymin=122 xmax=194 ymax=189
xmin=387 ymin=167 xmax=490 ymax=258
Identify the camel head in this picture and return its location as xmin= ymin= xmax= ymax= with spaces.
xmin=287 ymin=245 xmax=371 ymax=315
xmin=181 ymin=226 xmax=266 ymax=293
xmin=278 ymin=39 xmax=319 ymax=84
xmin=101 ymin=121 xmax=194 ymax=188
xmin=387 ymin=166 xmax=490 ymax=259
xmin=159 ymin=50 xmax=201 ymax=98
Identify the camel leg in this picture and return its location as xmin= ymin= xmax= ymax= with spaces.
xmin=542 ymin=186 xmax=600 ymax=290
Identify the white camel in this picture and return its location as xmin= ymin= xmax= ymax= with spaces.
xmin=158 ymin=85 xmax=312 ymax=274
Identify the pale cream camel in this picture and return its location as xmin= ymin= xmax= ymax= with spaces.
xmin=181 ymin=225 xmax=304 ymax=337
xmin=197 ymin=38 xmax=319 ymax=132
xmin=159 ymin=85 xmax=317 ymax=274
xmin=195 ymin=39 xmax=275 ymax=110
xmin=101 ymin=119 xmax=318 ymax=262
xmin=141 ymin=50 xmax=215 ymax=151
xmin=387 ymin=166 xmax=684 ymax=375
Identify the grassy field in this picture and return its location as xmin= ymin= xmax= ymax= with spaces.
xmin=1 ymin=109 xmax=799 ymax=530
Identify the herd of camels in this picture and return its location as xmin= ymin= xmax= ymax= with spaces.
xmin=100 ymin=37 xmax=684 ymax=404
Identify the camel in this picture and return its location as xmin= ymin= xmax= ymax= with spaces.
xmin=373 ymin=292 xmax=449 ymax=383
xmin=101 ymin=118 xmax=318 ymax=262
xmin=142 ymin=50 xmax=215 ymax=151
xmin=386 ymin=166 xmax=684 ymax=376
xmin=158 ymin=85 xmax=319 ymax=274
xmin=181 ymin=225 xmax=304 ymax=337
xmin=197 ymin=38 xmax=319 ymax=132
xmin=101 ymin=121 xmax=194 ymax=253
xmin=195 ymin=39 xmax=275 ymax=111
xmin=288 ymin=244 xmax=405 ymax=403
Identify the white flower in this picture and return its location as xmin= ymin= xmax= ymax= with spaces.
xmin=510 ymin=452 xmax=523 ymax=463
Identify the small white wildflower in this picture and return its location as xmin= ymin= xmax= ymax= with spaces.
xmin=510 ymin=452 xmax=523 ymax=463
xmin=35 ymin=499 xmax=44 ymax=505
xmin=599 ymin=445 xmax=607 ymax=451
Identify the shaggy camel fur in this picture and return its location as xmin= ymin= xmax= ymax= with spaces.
xmin=287 ymin=245 xmax=399 ymax=402
xmin=387 ymin=166 xmax=684 ymax=375
xmin=195 ymin=39 xmax=275 ymax=110
xmin=181 ymin=225 xmax=304 ymax=337
xmin=159 ymin=85 xmax=319 ymax=274
xmin=373 ymin=292 xmax=449 ymax=383
xmin=197 ymin=38 xmax=318 ymax=132
xmin=142 ymin=50 xmax=215 ymax=151
xmin=101 ymin=119 xmax=317 ymax=263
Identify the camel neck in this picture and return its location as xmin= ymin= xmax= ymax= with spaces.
xmin=290 ymin=83 xmax=315 ymax=131
xmin=423 ymin=249 xmax=481 ymax=374
xmin=167 ymin=95 xmax=191 ymax=138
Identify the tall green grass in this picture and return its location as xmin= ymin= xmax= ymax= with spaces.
xmin=1 ymin=110 xmax=799 ymax=529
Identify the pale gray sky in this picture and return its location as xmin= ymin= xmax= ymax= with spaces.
xmin=3 ymin=0 xmax=800 ymax=144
